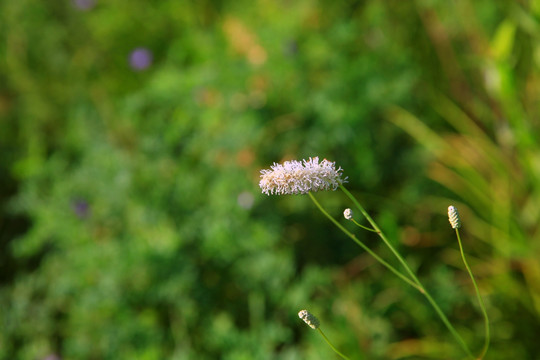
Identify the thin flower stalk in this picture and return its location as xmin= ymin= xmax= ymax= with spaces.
xmin=454 ymin=225 xmax=490 ymax=359
xmin=308 ymin=192 xmax=423 ymax=292
xmin=351 ymin=218 xmax=380 ymax=233
xmin=339 ymin=185 xmax=474 ymax=359
xmin=259 ymin=158 xmax=475 ymax=358
xmin=298 ymin=310 xmax=351 ymax=360
xmin=339 ymin=185 xmax=420 ymax=285
xmin=318 ymin=328 xmax=351 ymax=360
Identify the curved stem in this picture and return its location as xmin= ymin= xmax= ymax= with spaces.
xmin=351 ymin=218 xmax=380 ymax=233
xmin=308 ymin=193 xmax=423 ymax=292
xmin=317 ymin=328 xmax=351 ymax=360
xmin=338 ymin=185 xmax=474 ymax=359
xmin=456 ymin=229 xmax=490 ymax=359
xmin=339 ymin=185 xmax=418 ymax=283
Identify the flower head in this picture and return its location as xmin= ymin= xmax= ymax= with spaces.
xmin=448 ymin=205 xmax=461 ymax=229
xmin=259 ymin=157 xmax=346 ymax=195
xmin=298 ymin=309 xmax=320 ymax=329
xmin=343 ymin=208 xmax=353 ymax=220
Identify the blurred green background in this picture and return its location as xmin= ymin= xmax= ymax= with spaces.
xmin=2 ymin=0 xmax=540 ymax=359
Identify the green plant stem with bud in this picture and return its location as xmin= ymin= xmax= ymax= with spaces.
xmin=455 ymin=228 xmax=490 ymax=359
xmin=299 ymin=310 xmax=350 ymax=359
xmin=311 ymin=186 xmax=474 ymax=359
xmin=308 ymin=192 xmax=423 ymax=292
xmin=259 ymin=157 xmax=476 ymax=359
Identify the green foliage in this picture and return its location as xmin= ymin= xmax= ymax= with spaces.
xmin=1 ymin=0 xmax=539 ymax=359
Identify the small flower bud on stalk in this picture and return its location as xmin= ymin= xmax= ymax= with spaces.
xmin=298 ymin=309 xmax=351 ymax=359
xmin=298 ymin=309 xmax=320 ymax=329
xmin=343 ymin=208 xmax=353 ymax=220
xmin=448 ymin=205 xmax=461 ymax=229
xmin=448 ymin=204 xmax=490 ymax=358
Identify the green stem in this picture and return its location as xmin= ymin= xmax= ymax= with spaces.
xmin=339 ymin=185 xmax=418 ymax=283
xmin=351 ymin=218 xmax=380 ymax=233
xmin=308 ymin=192 xmax=423 ymax=292
xmin=317 ymin=328 xmax=351 ymax=360
xmin=456 ymin=229 xmax=490 ymax=359
xmin=417 ymin=285 xmax=474 ymax=359
xmin=338 ymin=185 xmax=474 ymax=359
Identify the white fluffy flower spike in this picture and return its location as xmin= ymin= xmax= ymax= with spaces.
xmin=448 ymin=205 xmax=461 ymax=229
xmin=259 ymin=157 xmax=347 ymax=195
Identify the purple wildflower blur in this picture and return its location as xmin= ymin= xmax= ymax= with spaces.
xmin=41 ymin=355 xmax=61 ymax=360
xmin=71 ymin=199 xmax=90 ymax=219
xmin=129 ymin=48 xmax=153 ymax=71
xmin=72 ymin=0 xmax=96 ymax=11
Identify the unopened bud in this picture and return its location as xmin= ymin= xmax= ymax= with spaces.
xmin=448 ymin=205 xmax=461 ymax=229
xmin=298 ymin=309 xmax=320 ymax=329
